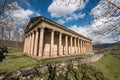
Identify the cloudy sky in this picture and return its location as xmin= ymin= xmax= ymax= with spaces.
xmin=12 ymin=0 xmax=120 ymax=44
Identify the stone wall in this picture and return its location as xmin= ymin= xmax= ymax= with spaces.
xmin=0 ymin=54 xmax=104 ymax=80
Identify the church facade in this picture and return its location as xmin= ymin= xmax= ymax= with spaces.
xmin=23 ymin=16 xmax=93 ymax=59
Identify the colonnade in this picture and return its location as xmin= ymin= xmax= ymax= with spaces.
xmin=24 ymin=27 xmax=93 ymax=58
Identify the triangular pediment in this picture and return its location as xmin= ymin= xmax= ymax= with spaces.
xmin=25 ymin=16 xmax=42 ymax=33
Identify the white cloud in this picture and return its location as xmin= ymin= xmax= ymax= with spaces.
xmin=66 ymin=13 xmax=85 ymax=21
xmin=48 ymin=0 xmax=88 ymax=18
xmin=69 ymin=24 xmax=119 ymax=44
xmin=56 ymin=13 xmax=85 ymax=24
xmin=69 ymin=25 xmax=89 ymax=36
xmin=68 ymin=0 xmax=120 ymax=44
xmin=9 ymin=2 xmax=41 ymax=22
xmin=13 ymin=9 xmax=33 ymax=19
xmin=57 ymin=19 xmax=65 ymax=24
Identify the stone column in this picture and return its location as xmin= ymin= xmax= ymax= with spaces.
xmin=26 ymin=36 xmax=29 ymax=54
xmin=31 ymin=32 xmax=35 ymax=55
xmin=88 ymin=42 xmax=89 ymax=53
xmin=24 ymin=36 xmax=27 ymax=53
xmin=23 ymin=36 xmax=26 ymax=53
xmin=26 ymin=35 xmax=29 ymax=54
xmin=78 ymin=38 xmax=80 ymax=54
xmin=86 ymin=42 xmax=87 ymax=53
xmin=82 ymin=40 xmax=84 ymax=53
xmin=70 ymin=36 xmax=73 ymax=55
xmin=85 ymin=41 xmax=86 ymax=53
xmin=65 ymin=35 xmax=68 ymax=55
xmin=30 ymin=33 xmax=33 ymax=55
xmin=34 ymin=29 xmax=39 ymax=56
xmin=83 ymin=40 xmax=85 ymax=53
xmin=38 ymin=27 xmax=44 ymax=57
xmin=79 ymin=39 xmax=81 ymax=54
xmin=74 ymin=37 xmax=76 ymax=54
xmin=59 ymin=32 xmax=62 ymax=56
xmin=89 ymin=43 xmax=90 ymax=53
xmin=90 ymin=42 xmax=92 ymax=53
xmin=28 ymin=35 xmax=30 ymax=54
xmin=28 ymin=34 xmax=32 ymax=54
xmin=50 ymin=30 xmax=54 ymax=56
xmin=86 ymin=42 xmax=88 ymax=53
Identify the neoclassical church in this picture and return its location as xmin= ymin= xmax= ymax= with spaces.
xmin=24 ymin=16 xmax=93 ymax=59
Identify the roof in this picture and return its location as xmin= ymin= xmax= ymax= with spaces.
xmin=25 ymin=16 xmax=92 ymax=41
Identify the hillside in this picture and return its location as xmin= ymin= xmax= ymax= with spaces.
xmin=93 ymin=41 xmax=120 ymax=54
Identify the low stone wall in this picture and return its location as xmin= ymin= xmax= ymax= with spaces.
xmin=0 ymin=54 xmax=104 ymax=80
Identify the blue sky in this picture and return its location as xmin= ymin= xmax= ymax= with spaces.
xmin=21 ymin=0 xmax=99 ymax=27
xmin=12 ymin=0 xmax=120 ymax=43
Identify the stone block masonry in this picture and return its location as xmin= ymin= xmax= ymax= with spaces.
xmin=0 ymin=54 xmax=104 ymax=80
xmin=23 ymin=16 xmax=93 ymax=59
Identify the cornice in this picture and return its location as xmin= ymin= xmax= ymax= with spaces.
xmin=25 ymin=16 xmax=92 ymax=41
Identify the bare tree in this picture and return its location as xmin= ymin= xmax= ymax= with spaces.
xmin=0 ymin=0 xmax=18 ymax=45
xmin=0 ymin=0 xmax=27 ymax=47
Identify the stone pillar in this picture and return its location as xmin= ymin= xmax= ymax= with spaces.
xmin=80 ymin=40 xmax=82 ymax=53
xmin=74 ymin=37 xmax=76 ymax=54
xmin=85 ymin=41 xmax=86 ymax=53
xmin=79 ymin=39 xmax=81 ymax=54
xmin=82 ymin=40 xmax=84 ymax=53
xmin=70 ymin=36 xmax=73 ymax=55
xmin=26 ymin=36 xmax=29 ymax=53
xmin=59 ymin=32 xmax=62 ymax=56
xmin=31 ymin=32 xmax=35 ymax=55
xmin=28 ymin=34 xmax=32 ymax=54
xmin=50 ymin=30 xmax=54 ymax=56
xmin=38 ymin=27 xmax=44 ymax=57
xmin=28 ymin=35 xmax=30 ymax=54
xmin=65 ymin=35 xmax=68 ymax=55
xmin=23 ymin=36 xmax=26 ymax=53
xmin=26 ymin=36 xmax=29 ymax=54
xmin=86 ymin=42 xmax=88 ymax=53
xmin=30 ymin=33 xmax=33 ymax=55
xmin=24 ymin=36 xmax=27 ymax=53
xmin=83 ymin=40 xmax=85 ymax=53
xmin=78 ymin=38 xmax=80 ymax=54
xmin=86 ymin=42 xmax=87 ymax=53
xmin=89 ymin=42 xmax=90 ymax=53
xmin=88 ymin=42 xmax=89 ymax=53
xmin=34 ymin=29 xmax=39 ymax=56
xmin=87 ymin=42 xmax=89 ymax=53
xmin=90 ymin=42 xmax=92 ymax=53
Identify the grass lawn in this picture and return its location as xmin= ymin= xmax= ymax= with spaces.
xmin=90 ymin=54 xmax=120 ymax=80
xmin=0 ymin=48 xmax=39 ymax=73
xmin=0 ymin=47 xmax=89 ymax=73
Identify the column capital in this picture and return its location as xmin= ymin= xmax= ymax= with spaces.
xmin=38 ymin=25 xmax=45 ymax=29
xmin=30 ymin=31 xmax=34 ymax=34
xmin=41 ymin=27 xmax=45 ymax=29
xmin=59 ymin=32 xmax=62 ymax=34
xmin=34 ymin=28 xmax=39 ymax=32
xmin=70 ymin=35 xmax=73 ymax=37
xmin=51 ymin=29 xmax=55 ymax=32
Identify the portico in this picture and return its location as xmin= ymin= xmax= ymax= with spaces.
xmin=24 ymin=16 xmax=93 ymax=59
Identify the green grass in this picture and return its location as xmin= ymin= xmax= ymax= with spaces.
xmin=0 ymin=47 xmax=89 ymax=73
xmin=39 ymin=54 xmax=89 ymax=64
xmin=0 ymin=49 xmax=39 ymax=73
xmin=90 ymin=54 xmax=120 ymax=80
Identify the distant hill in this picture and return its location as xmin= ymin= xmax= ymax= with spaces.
xmin=93 ymin=41 xmax=120 ymax=54
xmin=93 ymin=41 xmax=120 ymax=48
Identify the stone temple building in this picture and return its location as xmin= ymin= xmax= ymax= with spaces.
xmin=23 ymin=16 xmax=93 ymax=59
